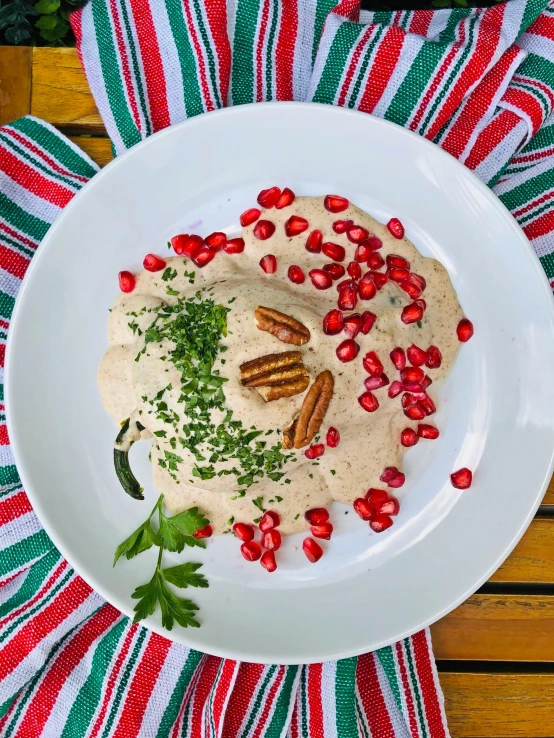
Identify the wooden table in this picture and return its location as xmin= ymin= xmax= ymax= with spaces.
xmin=3 ymin=45 xmax=554 ymax=737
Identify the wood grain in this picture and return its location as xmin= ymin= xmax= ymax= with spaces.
xmin=69 ymin=136 xmax=113 ymax=168
xmin=432 ymin=595 xmax=554 ymax=661
xmin=440 ymin=673 xmax=554 ymax=737
xmin=543 ymin=474 xmax=554 ymax=505
xmin=31 ymin=48 xmax=104 ymax=132
xmin=0 ymin=47 xmax=32 ymax=125
xmin=491 ymin=518 xmax=554 ymax=584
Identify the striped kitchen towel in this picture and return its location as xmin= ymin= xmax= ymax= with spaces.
xmin=3 ymin=0 xmax=554 ymax=735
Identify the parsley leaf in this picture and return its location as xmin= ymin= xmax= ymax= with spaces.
xmin=113 ymin=519 xmax=160 ymax=566
xmin=131 ymin=569 xmax=200 ymax=629
xmin=162 ymin=562 xmax=208 ymax=589
xmin=158 ymin=506 xmax=209 ymax=552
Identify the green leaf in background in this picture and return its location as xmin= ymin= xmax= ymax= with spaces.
xmin=34 ymin=0 xmax=60 ymax=13
xmin=35 ymin=13 xmax=56 ymax=28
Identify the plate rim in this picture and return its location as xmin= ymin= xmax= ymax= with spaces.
xmin=6 ymin=101 xmax=554 ymax=664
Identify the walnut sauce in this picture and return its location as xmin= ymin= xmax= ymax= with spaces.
xmin=98 ymin=196 xmax=463 ymax=534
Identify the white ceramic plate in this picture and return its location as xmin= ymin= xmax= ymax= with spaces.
xmin=6 ymin=102 xmax=554 ymax=664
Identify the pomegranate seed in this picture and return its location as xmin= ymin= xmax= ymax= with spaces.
xmin=204 ymin=232 xmax=226 ymax=251
xmin=420 ymin=394 xmax=436 ymax=416
xmin=364 ymin=373 xmax=389 ymax=390
xmin=401 ymin=428 xmax=419 ymax=447
xmin=240 ymin=208 xmax=261 ymax=227
xmin=390 ymin=348 xmax=406 ymax=371
xmin=180 ymin=234 xmax=203 ymax=256
xmin=354 ymin=241 xmax=372 ymax=262
xmin=370 ymin=515 xmax=394 ymax=533
xmin=381 ymin=466 xmax=400 ymax=483
xmin=323 ymin=263 xmax=346 ymax=280
xmin=285 ymin=215 xmax=309 ymax=237
xmin=347 ymin=225 xmax=369 ymax=243
xmin=372 ymin=271 xmax=389 ymax=289
xmin=233 ymin=522 xmax=254 ymax=542
xmin=457 ymin=318 xmax=474 ymax=342
xmin=260 ymin=254 xmax=277 ymax=273
xmin=378 ymin=498 xmax=400 ymax=516
xmin=407 ymin=344 xmax=428 ymax=367
xmin=326 ymin=427 xmax=340 ymax=447
xmin=193 ymin=524 xmax=213 ymax=539
xmin=192 ymin=245 xmax=216 ymax=268
xmin=451 ymin=467 xmax=473 ymax=489
xmin=311 ymin=522 xmax=333 ymax=540
xmin=343 ymin=313 xmax=362 ymax=338
xmin=305 ymin=508 xmax=329 ymax=525
xmin=309 ymin=269 xmax=333 ymax=290
xmin=337 ymin=278 xmax=358 ymax=293
xmin=386 ymin=254 xmax=410 ymax=269
xmin=418 ymin=424 xmax=439 ymax=440
xmin=363 ymin=351 xmax=384 ymax=376
xmin=367 ymin=252 xmax=385 ymax=270
xmin=404 ymin=403 xmax=425 ymax=421
xmin=260 ymin=550 xmax=277 ymax=572
xmin=426 ymin=345 xmax=442 ymax=369
xmin=421 ymin=374 xmax=433 ymax=390
xmin=171 ymin=234 xmax=189 ymax=255
xmin=338 ymin=284 xmax=358 ymax=310
xmin=119 ymin=271 xmax=135 ymax=293
xmin=259 ymin=511 xmax=280 ymax=531
xmin=358 ymin=273 xmax=377 ymax=300
xmin=354 ymin=497 xmax=373 ymax=520
xmin=305 ymin=443 xmax=325 ymax=460
xmin=403 ymin=382 xmax=424 ymax=393
xmin=306 ymin=229 xmax=323 ymax=253
xmin=323 ymin=309 xmax=345 ymax=335
xmin=254 ymin=220 xmax=276 ymax=240
xmin=401 ymin=300 xmax=426 ymax=324
xmin=411 ymin=273 xmax=426 ymax=290
xmin=322 ymin=241 xmax=346 ymax=262
xmin=303 ymin=537 xmax=323 ymax=563
xmin=388 ymin=381 xmax=404 ymax=398
xmin=366 ymin=488 xmax=388 ymax=506
xmin=336 ymin=339 xmax=360 ymax=362
xmin=388 ymin=472 xmax=405 ymax=489
xmin=388 ymin=267 xmax=410 ymax=283
xmin=400 ymin=279 xmax=423 ymax=300
xmin=143 ymin=253 xmax=166 ymax=272
xmin=324 ymin=194 xmax=349 ymax=213
xmin=402 ymin=392 xmax=417 ymax=409
xmin=358 ymin=391 xmax=379 ymax=412
xmin=333 ymin=219 xmax=353 ymax=234
xmin=261 ymin=528 xmax=282 ymax=550
xmin=241 ymin=541 xmax=262 ymax=561
xmin=387 ymin=217 xmax=405 ymax=239
xmin=224 ymin=237 xmax=245 ymax=254
xmin=367 ymin=236 xmax=383 ymax=250
xmin=360 ymin=311 xmax=377 ymax=333
xmin=288 ymin=265 xmax=305 ymax=284
xmin=400 ymin=366 xmax=425 ymax=382
xmin=257 ymin=186 xmax=281 ymax=208
xmin=275 ymin=187 xmax=295 ymax=209
xmin=347 ymin=261 xmax=362 ymax=279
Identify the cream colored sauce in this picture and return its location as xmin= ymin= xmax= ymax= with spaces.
xmin=98 ymin=196 xmax=463 ymax=534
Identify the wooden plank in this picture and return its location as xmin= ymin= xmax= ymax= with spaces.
xmin=0 ymin=47 xmax=32 ymax=125
xmin=31 ymin=48 xmax=104 ymax=132
xmin=69 ymin=136 xmax=113 ymax=168
xmin=440 ymin=672 xmax=554 ymax=737
xmin=431 ymin=595 xmax=554 ymax=662
xmin=491 ymin=518 xmax=554 ymax=584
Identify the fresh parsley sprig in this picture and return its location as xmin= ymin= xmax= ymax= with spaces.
xmin=114 ymin=495 xmax=209 ymax=630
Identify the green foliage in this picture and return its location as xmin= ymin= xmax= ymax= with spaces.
xmin=0 ymin=0 xmax=86 ymax=46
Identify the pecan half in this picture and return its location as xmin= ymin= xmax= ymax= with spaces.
xmin=282 ymin=370 xmax=334 ymax=449
xmin=254 ymin=306 xmax=310 ymax=346
xmin=240 ymin=351 xmax=309 ymax=402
